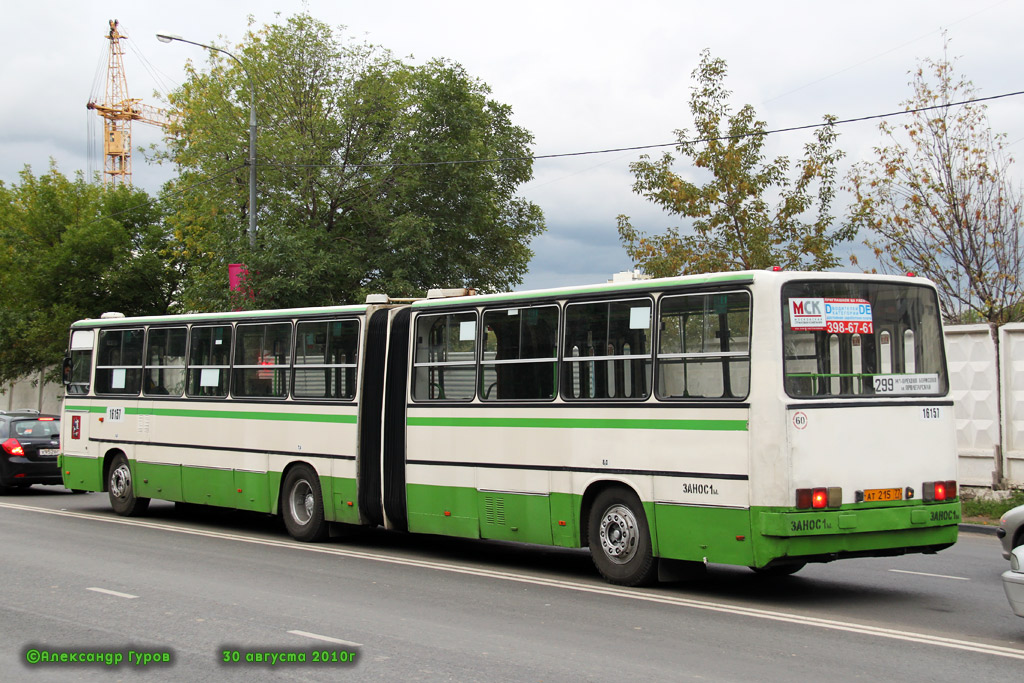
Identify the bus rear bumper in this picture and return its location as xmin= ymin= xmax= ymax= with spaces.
xmin=751 ymin=502 xmax=961 ymax=568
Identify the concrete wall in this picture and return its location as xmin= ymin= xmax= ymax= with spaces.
xmin=1 ymin=369 xmax=63 ymax=415
xmin=946 ymin=323 xmax=1024 ymax=489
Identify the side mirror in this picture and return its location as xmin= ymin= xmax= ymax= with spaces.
xmin=61 ymin=356 xmax=72 ymax=386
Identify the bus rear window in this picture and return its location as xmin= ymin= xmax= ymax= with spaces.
xmin=782 ymin=281 xmax=948 ymax=398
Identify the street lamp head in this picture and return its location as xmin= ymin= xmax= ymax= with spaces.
xmin=156 ymin=33 xmax=181 ymax=44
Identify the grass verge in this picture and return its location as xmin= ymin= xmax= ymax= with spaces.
xmin=961 ymin=489 xmax=1024 ymax=524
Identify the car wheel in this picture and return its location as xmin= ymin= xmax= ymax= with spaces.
xmin=588 ymin=487 xmax=656 ymax=586
xmin=107 ymin=454 xmax=149 ymax=516
xmin=281 ymin=465 xmax=327 ymax=542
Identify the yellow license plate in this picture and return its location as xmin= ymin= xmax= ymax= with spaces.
xmin=864 ymin=487 xmax=902 ymax=502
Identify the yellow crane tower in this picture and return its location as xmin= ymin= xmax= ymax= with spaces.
xmin=87 ymin=19 xmax=175 ymax=186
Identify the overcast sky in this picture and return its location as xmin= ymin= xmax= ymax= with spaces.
xmin=3 ymin=0 xmax=1023 ymax=292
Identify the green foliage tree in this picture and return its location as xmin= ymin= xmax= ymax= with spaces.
xmin=846 ymin=43 xmax=1024 ymax=324
xmin=0 ymin=164 xmax=180 ymax=384
xmin=160 ymin=13 xmax=544 ymax=311
xmin=617 ymin=49 xmax=852 ymax=277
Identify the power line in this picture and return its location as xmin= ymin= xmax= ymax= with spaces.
xmin=260 ymin=89 xmax=1024 ymax=170
xmin=78 ymin=87 xmax=1024 ymax=228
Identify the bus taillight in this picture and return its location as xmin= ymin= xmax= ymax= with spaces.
xmin=923 ymin=480 xmax=957 ymax=502
xmin=796 ymin=487 xmax=842 ymax=509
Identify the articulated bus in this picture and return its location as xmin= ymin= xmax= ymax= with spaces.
xmin=59 ymin=270 xmax=960 ymax=585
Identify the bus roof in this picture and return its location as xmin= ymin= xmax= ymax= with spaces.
xmin=70 ymin=303 xmax=370 ymax=329
xmin=69 ymin=270 xmax=933 ymax=327
xmin=410 ymin=269 xmax=933 ymax=309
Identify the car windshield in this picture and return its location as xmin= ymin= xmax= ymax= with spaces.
xmin=782 ymin=280 xmax=948 ymax=398
xmin=12 ymin=419 xmax=60 ymax=438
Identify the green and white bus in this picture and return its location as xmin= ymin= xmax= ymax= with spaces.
xmin=59 ymin=270 xmax=960 ymax=585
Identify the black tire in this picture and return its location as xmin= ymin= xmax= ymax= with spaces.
xmin=588 ymin=487 xmax=656 ymax=586
xmin=107 ymin=453 xmax=149 ymax=516
xmin=751 ymin=562 xmax=806 ymax=577
xmin=281 ymin=465 xmax=327 ymax=542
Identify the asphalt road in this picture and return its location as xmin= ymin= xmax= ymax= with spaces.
xmin=0 ymin=485 xmax=1020 ymax=682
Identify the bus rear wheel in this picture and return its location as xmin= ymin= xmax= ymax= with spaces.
xmin=107 ymin=453 xmax=149 ymax=516
xmin=588 ymin=487 xmax=656 ymax=586
xmin=281 ymin=465 xmax=327 ymax=542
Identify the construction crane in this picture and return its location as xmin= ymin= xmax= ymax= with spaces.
xmin=87 ymin=19 xmax=175 ymax=187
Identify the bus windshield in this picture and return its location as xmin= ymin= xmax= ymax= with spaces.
xmin=782 ymin=280 xmax=948 ymax=398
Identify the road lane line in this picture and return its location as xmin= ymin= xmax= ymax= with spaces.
xmin=87 ymin=587 xmax=139 ymax=599
xmin=5 ymin=501 xmax=1023 ymax=661
xmin=288 ymin=630 xmax=362 ymax=648
xmin=888 ymin=569 xmax=970 ymax=581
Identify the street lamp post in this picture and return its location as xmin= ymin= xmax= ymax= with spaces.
xmin=157 ymin=32 xmax=257 ymax=248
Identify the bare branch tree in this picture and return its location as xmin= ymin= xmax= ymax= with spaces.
xmin=846 ymin=39 xmax=1024 ymax=324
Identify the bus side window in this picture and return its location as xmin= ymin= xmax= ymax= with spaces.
xmin=563 ymin=299 xmax=652 ymax=401
xmin=481 ymin=306 xmax=558 ymax=401
xmin=187 ymin=325 xmax=232 ymax=398
xmin=144 ymin=327 xmax=187 ymax=396
xmin=66 ymin=329 xmax=95 ymax=395
xmin=657 ymin=291 xmax=750 ymax=400
xmin=95 ymin=328 xmax=144 ymax=395
xmin=233 ymin=322 xmax=291 ymax=398
xmin=412 ymin=311 xmax=477 ymax=401
xmin=294 ymin=319 xmax=359 ymax=400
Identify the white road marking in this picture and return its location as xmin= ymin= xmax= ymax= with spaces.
xmin=288 ymin=630 xmax=362 ymax=648
xmin=86 ymin=587 xmax=139 ymax=599
xmin=888 ymin=569 xmax=970 ymax=581
xmin=4 ymin=501 xmax=1022 ymax=661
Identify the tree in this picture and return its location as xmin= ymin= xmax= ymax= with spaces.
xmin=846 ymin=42 xmax=1024 ymax=324
xmin=617 ymin=49 xmax=852 ymax=277
xmin=160 ymin=13 xmax=544 ymax=311
xmin=0 ymin=164 xmax=180 ymax=384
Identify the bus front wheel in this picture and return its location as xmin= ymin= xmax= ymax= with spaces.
xmin=588 ymin=487 xmax=656 ymax=586
xmin=281 ymin=465 xmax=328 ymax=542
xmin=107 ymin=454 xmax=149 ymax=516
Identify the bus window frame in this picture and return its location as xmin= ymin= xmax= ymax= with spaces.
xmin=143 ymin=325 xmax=188 ymax=398
xmin=231 ymin=320 xmax=294 ymax=400
xmin=411 ymin=309 xmax=479 ymax=402
xmin=560 ymin=295 xmax=655 ymax=402
xmin=94 ymin=327 xmax=145 ymax=396
xmin=292 ymin=317 xmax=361 ymax=402
xmin=654 ymin=289 xmax=752 ymax=402
xmin=186 ymin=323 xmax=234 ymax=399
xmin=479 ymin=303 xmax=560 ymax=403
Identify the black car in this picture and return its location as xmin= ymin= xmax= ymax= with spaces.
xmin=0 ymin=410 xmax=62 ymax=490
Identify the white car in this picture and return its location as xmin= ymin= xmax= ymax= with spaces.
xmin=1004 ymin=546 xmax=1024 ymax=618
xmin=998 ymin=503 xmax=1024 ymax=559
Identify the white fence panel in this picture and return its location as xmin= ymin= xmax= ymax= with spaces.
xmin=945 ymin=325 xmax=1001 ymax=487
xmin=1000 ymin=324 xmax=1024 ymax=486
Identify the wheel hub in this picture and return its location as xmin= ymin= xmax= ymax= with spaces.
xmin=110 ymin=465 xmax=131 ymax=498
xmin=599 ymin=504 xmax=638 ymax=564
xmin=290 ymin=480 xmax=313 ymax=525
